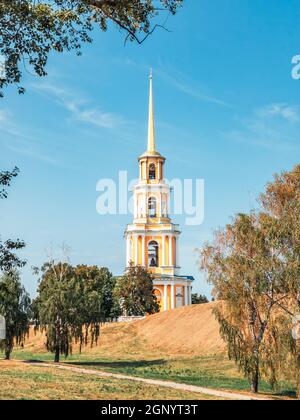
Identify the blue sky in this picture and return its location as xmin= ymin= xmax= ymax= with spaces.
xmin=1 ymin=0 xmax=300 ymax=298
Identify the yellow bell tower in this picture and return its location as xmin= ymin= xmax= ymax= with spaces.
xmin=125 ymin=70 xmax=194 ymax=311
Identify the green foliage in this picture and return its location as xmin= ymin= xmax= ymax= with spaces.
xmin=260 ymin=163 xmax=300 ymax=397
xmin=261 ymin=164 xmax=300 ymax=303
xmin=200 ymin=163 xmax=300 ymax=397
xmin=0 ymin=272 xmax=31 ymax=359
xmin=74 ymin=265 xmax=120 ymax=323
xmin=0 ymin=0 xmax=183 ymax=96
xmin=33 ymin=262 xmax=119 ymax=362
xmin=200 ymin=213 xmax=287 ymax=393
xmin=114 ymin=263 xmax=159 ymax=316
xmin=0 ymin=238 xmax=26 ymax=273
xmin=0 ymin=166 xmax=19 ymax=199
xmin=33 ymin=262 xmax=84 ymax=362
xmin=0 ymin=167 xmax=26 ymax=273
xmin=191 ymin=293 xmax=209 ymax=305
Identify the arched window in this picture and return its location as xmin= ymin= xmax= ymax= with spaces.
xmin=149 ymin=163 xmax=156 ymax=180
xmin=148 ymin=197 xmax=157 ymax=218
xmin=154 ymin=288 xmax=162 ymax=311
xmin=148 ymin=241 xmax=159 ymax=267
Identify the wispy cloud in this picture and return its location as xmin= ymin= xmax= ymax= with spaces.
xmin=155 ymin=68 xmax=232 ymax=108
xmin=0 ymin=107 xmax=63 ymax=166
xmin=0 ymin=109 xmax=8 ymax=123
xmin=0 ymin=109 xmax=21 ymax=136
xmin=222 ymin=103 xmax=300 ymax=151
xmin=32 ymin=83 xmax=124 ymax=129
xmin=118 ymin=58 xmax=232 ymax=108
xmin=256 ymin=103 xmax=300 ymax=123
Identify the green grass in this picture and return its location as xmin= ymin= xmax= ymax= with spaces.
xmin=12 ymin=350 xmax=296 ymax=398
xmin=1 ymin=360 xmax=217 ymax=400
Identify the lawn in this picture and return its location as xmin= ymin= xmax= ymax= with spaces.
xmin=11 ymin=350 xmax=296 ymax=399
xmin=7 ymin=311 xmax=297 ymax=400
xmin=0 ymin=360 xmax=219 ymax=400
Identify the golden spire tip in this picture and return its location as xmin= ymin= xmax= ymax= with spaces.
xmin=147 ymin=68 xmax=155 ymax=152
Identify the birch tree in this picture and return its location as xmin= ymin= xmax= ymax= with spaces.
xmin=200 ymin=213 xmax=285 ymax=393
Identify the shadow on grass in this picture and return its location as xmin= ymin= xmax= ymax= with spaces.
xmin=23 ymin=359 xmax=49 ymax=364
xmin=271 ymin=389 xmax=297 ymax=399
xmin=23 ymin=358 xmax=167 ymax=370
xmin=64 ymin=359 xmax=167 ymax=370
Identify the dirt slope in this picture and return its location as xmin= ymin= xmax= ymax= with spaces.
xmin=22 ymin=303 xmax=225 ymax=357
xmin=135 ymin=302 xmax=225 ymax=355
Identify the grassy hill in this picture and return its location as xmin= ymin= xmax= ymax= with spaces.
xmin=6 ymin=303 xmax=296 ymax=399
xmin=21 ymin=302 xmax=225 ymax=358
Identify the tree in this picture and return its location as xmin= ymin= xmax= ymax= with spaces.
xmin=0 ymin=0 xmax=183 ymax=96
xmin=260 ymin=164 xmax=300 ymax=398
xmin=114 ymin=263 xmax=159 ymax=316
xmin=191 ymin=293 xmax=209 ymax=305
xmin=34 ymin=259 xmax=114 ymax=362
xmin=34 ymin=261 xmax=86 ymax=362
xmin=200 ymin=213 xmax=285 ymax=394
xmin=200 ymin=164 xmax=300 ymax=397
xmin=97 ymin=271 xmax=120 ymax=321
xmin=0 ymin=238 xmax=26 ymax=273
xmin=75 ymin=265 xmax=118 ymax=324
xmin=0 ymin=272 xmax=31 ymax=360
xmin=0 ymin=167 xmax=26 ymax=272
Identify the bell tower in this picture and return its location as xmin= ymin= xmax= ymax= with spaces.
xmin=124 ymin=70 xmax=194 ymax=311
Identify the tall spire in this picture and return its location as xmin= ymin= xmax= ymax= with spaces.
xmin=147 ymin=68 xmax=156 ymax=152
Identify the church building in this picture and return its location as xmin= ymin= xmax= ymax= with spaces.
xmin=124 ymin=70 xmax=194 ymax=312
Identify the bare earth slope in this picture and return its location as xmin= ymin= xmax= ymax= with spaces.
xmin=135 ymin=302 xmax=225 ymax=355
xmin=23 ymin=303 xmax=225 ymax=357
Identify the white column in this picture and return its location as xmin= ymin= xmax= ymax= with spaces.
xmin=126 ymin=235 xmax=131 ymax=266
xmin=145 ymin=194 xmax=148 ymax=218
xmin=162 ymin=234 xmax=165 ymax=267
xmin=169 ymin=235 xmax=173 ymax=267
xmin=142 ymin=235 xmax=145 ymax=267
xmin=164 ymin=284 xmax=168 ymax=311
xmin=184 ymin=285 xmax=188 ymax=306
xmin=189 ymin=285 xmax=192 ymax=305
xmin=161 ymin=195 xmax=165 ymax=217
xmin=176 ymin=236 xmax=180 ymax=267
xmin=171 ymin=283 xmax=175 ymax=310
xmin=159 ymin=192 xmax=163 ymax=218
xmin=135 ymin=235 xmax=139 ymax=266
xmin=134 ymin=193 xmax=138 ymax=219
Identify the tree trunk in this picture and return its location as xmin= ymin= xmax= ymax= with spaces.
xmin=251 ymin=373 xmax=259 ymax=394
xmin=54 ymin=347 xmax=60 ymax=363
xmin=296 ymin=300 xmax=300 ymax=399
xmin=251 ymin=351 xmax=260 ymax=394
xmin=54 ymin=319 xmax=61 ymax=363
xmin=4 ymin=340 xmax=11 ymax=360
xmin=296 ymin=343 xmax=300 ymax=400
